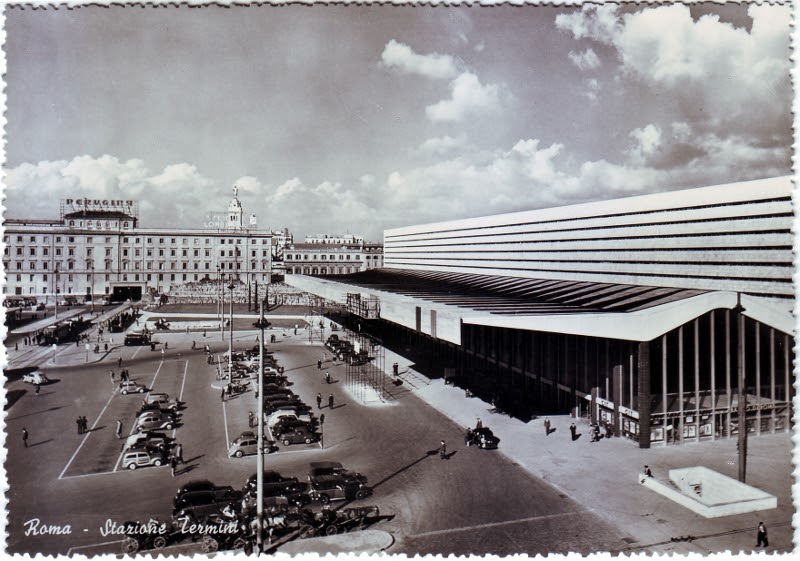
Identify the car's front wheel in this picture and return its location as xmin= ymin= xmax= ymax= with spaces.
xmin=128 ymin=463 xmax=137 ymax=470
xmin=165 ymin=423 xmax=173 ymax=430
xmin=282 ymin=439 xmax=291 ymax=446
xmin=153 ymin=459 xmax=162 ymax=467
xmin=318 ymin=494 xmax=331 ymax=505
xmin=234 ymin=450 xmax=244 ymax=458
xmin=122 ymin=390 xmax=128 ymax=395
xmin=138 ymin=388 xmax=145 ymax=393
xmin=355 ymin=489 xmax=368 ymax=500
xmin=304 ymin=437 xmax=312 ymax=444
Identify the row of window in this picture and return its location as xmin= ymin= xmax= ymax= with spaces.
xmin=285 ymin=254 xmax=383 ymax=261
xmin=5 ymin=234 xmax=271 ymax=246
xmin=9 ymin=272 xmax=270 ymax=286
xmin=4 ymin=260 xmax=269 ymax=272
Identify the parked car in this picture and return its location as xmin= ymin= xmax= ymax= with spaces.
xmin=172 ymin=490 xmax=243 ymax=524
xmin=137 ymin=402 xmax=180 ymax=418
xmin=271 ymin=417 xmax=313 ymax=437
xmin=309 ymin=462 xmax=368 ymax=484
xmin=122 ymin=448 xmax=169 ymax=470
xmin=264 ymin=400 xmax=311 ymax=415
xmin=124 ymin=332 xmax=151 ymax=346
xmin=144 ymin=392 xmax=181 ymax=411
xmin=124 ymin=431 xmax=171 ymax=452
xmin=174 ymin=480 xmax=239 ymax=506
xmin=228 ymin=434 xmax=267 ymax=458
xmin=135 ymin=412 xmax=175 ymax=432
xmin=118 ymin=380 xmax=147 ymax=395
xmin=243 ymin=471 xmax=297 ymax=495
xmin=267 ymin=410 xmax=313 ymax=430
xmin=263 ymin=392 xmax=301 ymax=404
xmin=275 ymin=426 xmax=318 ymax=446
xmin=22 ymin=371 xmax=50 ymax=385
xmin=308 ymin=475 xmax=372 ymax=504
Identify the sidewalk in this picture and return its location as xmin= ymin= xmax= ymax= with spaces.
xmin=378 ymin=348 xmax=794 ymax=555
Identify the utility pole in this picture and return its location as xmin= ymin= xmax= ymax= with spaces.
xmin=253 ymin=301 xmax=270 ymax=553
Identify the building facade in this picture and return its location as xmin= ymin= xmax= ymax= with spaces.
xmin=287 ymin=176 xmax=794 ymax=447
xmin=284 ymin=242 xmax=383 ymax=275
xmin=3 ymin=190 xmax=272 ymax=301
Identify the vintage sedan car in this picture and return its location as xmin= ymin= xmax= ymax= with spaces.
xmin=267 ymin=410 xmax=313 ymax=430
xmin=172 ymin=491 xmax=242 ymax=524
xmin=144 ymin=392 xmax=181 ymax=411
xmin=276 ymin=426 xmax=318 ymax=446
xmin=309 ymin=462 xmax=368 ymax=484
xmin=137 ymin=402 xmax=180 ymax=418
xmin=135 ymin=412 xmax=175 ymax=432
xmin=119 ymin=380 xmax=148 ymax=395
xmin=243 ymin=471 xmax=297 ymax=495
xmin=271 ymin=417 xmax=313 ymax=437
xmin=174 ymin=480 xmax=240 ymax=506
xmin=22 ymin=371 xmax=51 ymax=385
xmin=124 ymin=431 xmax=171 ymax=452
xmin=308 ymin=474 xmax=372 ymax=504
xmin=122 ymin=448 xmax=169 ymax=470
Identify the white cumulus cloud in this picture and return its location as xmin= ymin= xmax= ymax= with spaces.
xmin=568 ymin=48 xmax=601 ymax=70
xmin=426 ymin=72 xmax=502 ymax=123
xmin=380 ymin=39 xmax=459 ymax=80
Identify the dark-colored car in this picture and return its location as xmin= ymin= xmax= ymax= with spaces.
xmin=172 ymin=491 xmax=243 ymax=524
xmin=308 ymin=475 xmax=372 ymax=504
xmin=174 ymin=480 xmax=240 ymax=507
xmin=276 ymin=426 xmax=318 ymax=446
xmin=309 ymin=461 xmax=367 ymax=484
xmin=137 ymin=402 xmax=179 ymax=418
xmin=272 ymin=417 xmax=313 ymax=436
xmin=264 ymin=400 xmax=311 ymax=415
xmin=243 ymin=471 xmax=297 ymax=495
xmin=263 ymin=392 xmax=301 ymax=404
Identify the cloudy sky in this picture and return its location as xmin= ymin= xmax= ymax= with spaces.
xmin=4 ymin=3 xmax=792 ymax=241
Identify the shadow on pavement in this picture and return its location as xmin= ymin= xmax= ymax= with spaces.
xmin=372 ymin=451 xmax=436 ymax=490
xmin=4 ymin=389 xmax=27 ymax=410
xmin=6 ymin=405 xmax=66 ymax=421
xmin=30 ymin=438 xmax=54 ymax=447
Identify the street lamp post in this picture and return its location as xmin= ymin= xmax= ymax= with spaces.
xmin=90 ymin=265 xmax=95 ymax=314
xmin=54 ymin=267 xmax=60 ymax=320
xmin=252 ymin=302 xmax=271 ymax=553
xmin=228 ymin=279 xmax=235 ymax=377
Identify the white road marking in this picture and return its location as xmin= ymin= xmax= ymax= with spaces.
xmin=60 ymin=464 xmax=168 ymax=481
xmin=112 ymin=361 xmax=166 ymax=472
xmin=409 ymin=511 xmax=583 ymax=539
xmin=171 ymin=360 xmax=188 ymax=440
xmin=66 ymin=539 xmax=125 ymax=555
xmin=58 ymin=390 xmax=117 ymax=480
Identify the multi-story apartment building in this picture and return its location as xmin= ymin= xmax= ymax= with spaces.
xmin=3 ymin=189 xmax=272 ymax=302
xmin=284 ymin=241 xmax=383 ymax=275
xmin=304 ymin=233 xmax=364 ymax=245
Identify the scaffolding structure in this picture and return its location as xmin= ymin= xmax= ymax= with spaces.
xmin=344 ymin=331 xmax=387 ymax=404
xmin=346 ymin=293 xmax=380 ymax=319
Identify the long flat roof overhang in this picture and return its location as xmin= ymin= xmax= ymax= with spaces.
xmin=286 ymin=273 xmax=793 ymax=345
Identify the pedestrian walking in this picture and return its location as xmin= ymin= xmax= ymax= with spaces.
xmin=249 ymin=411 xmax=256 ymax=428
xmin=118 ymin=357 xmax=122 ymax=368
xmin=439 ymin=440 xmax=446 ymax=459
xmin=756 ymin=522 xmax=768 ymax=548
xmin=15 ymin=342 xmax=18 ymax=351
xmin=192 ymin=340 xmax=196 ymax=350
xmin=325 ymin=372 xmax=331 ymax=384
xmin=22 ymin=428 xmax=29 ymax=448
xmin=316 ymin=393 xmax=322 ymax=409
xmin=544 ymin=417 xmax=551 ymax=436
xmin=34 ymin=383 xmax=40 ymax=396
xmin=115 ymin=419 xmax=122 ymax=439
xmin=171 ymin=456 xmax=178 ymax=477
xmin=317 ymin=360 xmax=322 ymax=370
xmin=76 ymin=417 xmax=83 ymax=435
xmin=328 ymin=394 xmax=334 ymax=409
xmin=643 ymin=465 xmax=653 ymax=478
xmin=161 ymin=348 xmax=165 ymax=358
xmin=392 ymin=362 xmax=398 ymax=376
xmin=165 ymin=342 xmax=169 ymax=350
xmin=203 ymin=330 xmax=207 ymax=337
xmin=110 ymin=370 xmax=115 ymax=384
xmin=570 ymin=422 xmax=577 ymax=441
xmin=174 ymin=443 xmax=183 ymax=464
xmin=104 ymin=343 xmax=109 ymax=352
xmin=81 ymin=416 xmax=88 ymax=434
xmin=476 ymin=417 xmax=483 ymax=430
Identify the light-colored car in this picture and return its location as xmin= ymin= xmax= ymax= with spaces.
xmin=144 ymin=392 xmax=180 ymax=411
xmin=122 ymin=448 xmax=168 ymax=470
xmin=22 ymin=371 xmax=50 ymax=385
xmin=124 ymin=431 xmax=170 ymax=452
xmin=228 ymin=434 xmax=260 ymax=458
xmin=267 ymin=410 xmax=313 ymax=430
xmin=118 ymin=380 xmax=147 ymax=395
xmin=135 ymin=412 xmax=175 ymax=432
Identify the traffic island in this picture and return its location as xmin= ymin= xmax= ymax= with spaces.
xmin=276 ymin=529 xmax=394 ymax=554
xmin=639 ymin=466 xmax=777 ymax=518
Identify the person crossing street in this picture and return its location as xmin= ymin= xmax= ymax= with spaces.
xmin=328 ymin=393 xmax=334 ymax=409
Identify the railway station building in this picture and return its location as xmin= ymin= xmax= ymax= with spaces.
xmin=287 ymin=176 xmax=795 ymax=448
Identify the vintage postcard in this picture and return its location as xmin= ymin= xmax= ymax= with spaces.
xmin=1 ymin=1 xmax=796 ymax=558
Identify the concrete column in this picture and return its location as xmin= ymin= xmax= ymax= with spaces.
xmin=678 ymin=326 xmax=684 ymax=444
xmin=769 ymin=329 xmax=775 ymax=433
xmin=590 ymin=386 xmax=599 ymax=424
xmin=694 ymin=318 xmax=700 ymax=443
xmin=755 ymin=322 xmax=761 ymax=435
xmin=637 ymin=341 xmax=651 ymax=449
xmin=710 ymin=311 xmax=716 ymax=440
xmin=612 ymin=363 xmax=624 ymax=437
